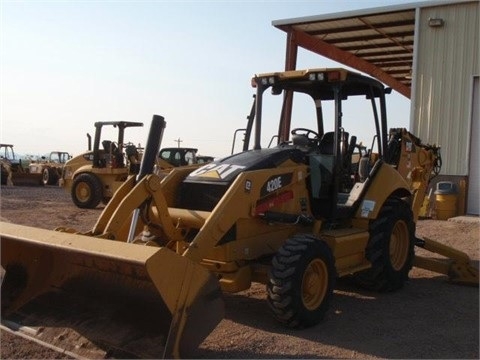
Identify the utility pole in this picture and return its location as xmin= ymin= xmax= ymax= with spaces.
xmin=174 ymin=138 xmax=183 ymax=148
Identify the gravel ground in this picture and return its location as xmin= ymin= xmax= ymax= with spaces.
xmin=0 ymin=185 xmax=479 ymax=359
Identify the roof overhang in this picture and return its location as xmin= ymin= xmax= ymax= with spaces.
xmin=272 ymin=0 xmax=474 ymax=99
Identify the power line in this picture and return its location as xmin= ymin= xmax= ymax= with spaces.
xmin=174 ymin=138 xmax=183 ymax=148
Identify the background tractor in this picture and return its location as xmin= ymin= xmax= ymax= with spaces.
xmin=1 ymin=69 xmax=477 ymax=359
xmin=59 ymin=121 xmax=144 ymax=208
xmin=157 ymin=147 xmax=200 ymax=170
xmin=0 ymin=144 xmax=43 ymax=186
xmin=28 ymin=151 xmax=72 ymax=185
xmin=155 ymin=147 xmax=214 ymax=174
xmin=196 ymin=155 xmax=215 ymax=164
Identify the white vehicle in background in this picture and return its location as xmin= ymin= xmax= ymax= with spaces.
xmin=28 ymin=151 xmax=72 ymax=185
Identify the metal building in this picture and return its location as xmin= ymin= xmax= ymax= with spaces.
xmin=272 ymin=0 xmax=479 ymax=215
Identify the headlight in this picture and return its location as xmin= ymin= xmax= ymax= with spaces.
xmin=261 ymin=76 xmax=275 ymax=85
xmin=308 ymin=72 xmax=325 ymax=81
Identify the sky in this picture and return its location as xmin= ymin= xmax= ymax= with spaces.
xmin=1 ymin=0 xmax=416 ymax=159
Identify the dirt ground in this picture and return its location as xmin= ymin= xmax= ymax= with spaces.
xmin=0 ymin=185 xmax=479 ymax=359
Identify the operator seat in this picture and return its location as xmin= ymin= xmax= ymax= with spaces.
xmin=319 ymin=131 xmax=349 ymax=156
xmin=102 ymin=140 xmax=110 ymax=152
xmin=358 ymin=156 xmax=370 ymax=182
xmin=102 ymin=140 xmax=123 ymax=167
xmin=126 ymin=144 xmax=140 ymax=173
xmin=102 ymin=140 xmax=116 ymax=153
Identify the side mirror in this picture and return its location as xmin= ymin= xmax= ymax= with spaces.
xmin=271 ymin=86 xmax=283 ymax=95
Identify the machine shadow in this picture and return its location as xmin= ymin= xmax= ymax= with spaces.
xmin=201 ymin=276 xmax=478 ymax=359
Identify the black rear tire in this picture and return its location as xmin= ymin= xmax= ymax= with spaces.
xmin=353 ymin=198 xmax=415 ymax=292
xmin=267 ymin=234 xmax=335 ymax=328
xmin=71 ymin=173 xmax=103 ymax=209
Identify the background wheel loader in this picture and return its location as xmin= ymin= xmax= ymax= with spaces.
xmin=196 ymin=155 xmax=215 ymax=164
xmin=1 ymin=69 xmax=478 ymax=359
xmin=59 ymin=121 xmax=144 ymax=209
xmin=0 ymin=144 xmax=44 ymax=186
xmin=158 ymin=147 xmax=199 ymax=168
xmin=28 ymin=151 xmax=72 ymax=185
xmin=154 ymin=147 xmax=214 ymax=179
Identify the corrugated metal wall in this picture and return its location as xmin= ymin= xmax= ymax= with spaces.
xmin=413 ymin=1 xmax=479 ymax=176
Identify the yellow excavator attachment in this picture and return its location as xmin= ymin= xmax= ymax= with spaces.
xmin=414 ymin=237 xmax=479 ymax=286
xmin=1 ymin=222 xmax=224 ymax=358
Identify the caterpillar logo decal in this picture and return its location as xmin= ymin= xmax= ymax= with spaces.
xmin=260 ymin=173 xmax=293 ymax=197
xmin=189 ymin=163 xmax=246 ymax=180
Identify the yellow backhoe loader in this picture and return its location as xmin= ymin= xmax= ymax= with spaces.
xmin=1 ymin=68 xmax=478 ymax=359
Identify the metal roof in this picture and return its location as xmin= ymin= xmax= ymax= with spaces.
xmin=272 ymin=0 xmax=475 ymax=98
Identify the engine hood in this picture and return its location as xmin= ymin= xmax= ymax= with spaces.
xmin=185 ymin=147 xmax=305 ymax=184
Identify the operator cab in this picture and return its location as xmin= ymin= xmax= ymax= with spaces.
xmin=90 ymin=121 xmax=143 ymax=170
xmin=159 ymin=148 xmax=198 ymax=167
xmin=249 ymin=68 xmax=390 ymax=222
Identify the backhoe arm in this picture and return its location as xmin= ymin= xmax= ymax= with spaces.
xmin=414 ymin=237 xmax=479 ymax=286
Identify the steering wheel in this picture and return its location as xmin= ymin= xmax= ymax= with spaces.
xmin=291 ymin=128 xmax=320 ymax=144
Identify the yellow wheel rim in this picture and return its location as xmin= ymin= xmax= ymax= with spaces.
xmin=75 ymin=182 xmax=91 ymax=203
xmin=302 ymin=258 xmax=328 ymax=311
xmin=390 ymin=220 xmax=410 ymax=271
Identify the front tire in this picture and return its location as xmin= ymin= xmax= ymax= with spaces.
xmin=267 ymin=234 xmax=335 ymax=328
xmin=353 ymin=198 xmax=415 ymax=292
xmin=71 ymin=173 xmax=103 ymax=209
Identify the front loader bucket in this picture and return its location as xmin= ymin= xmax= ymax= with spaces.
xmin=1 ymin=222 xmax=224 ymax=358
xmin=11 ymin=173 xmax=44 ymax=186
